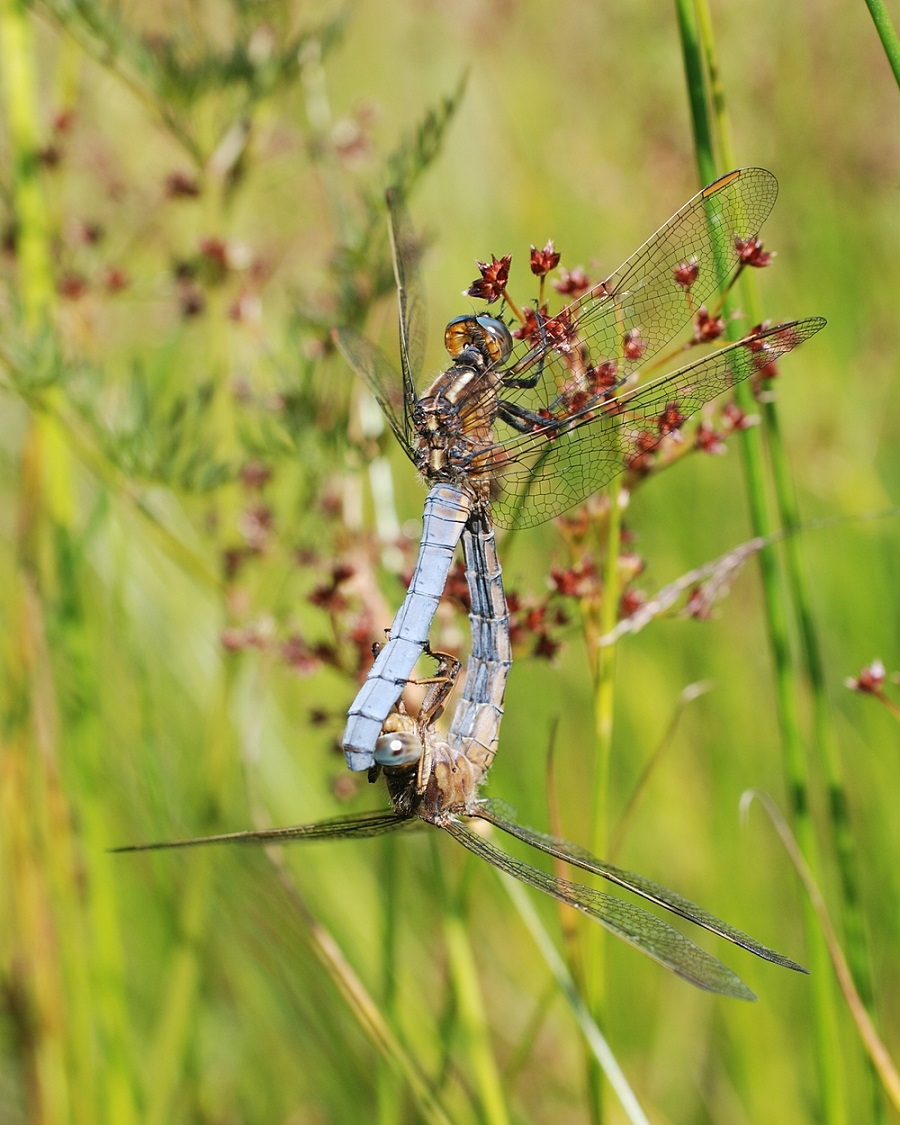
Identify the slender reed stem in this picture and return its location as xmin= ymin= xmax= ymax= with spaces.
xmin=863 ymin=0 xmax=900 ymax=89
xmin=678 ymin=2 xmax=851 ymax=1120
xmin=435 ymin=847 xmax=510 ymax=1125
xmin=500 ymin=873 xmax=651 ymax=1125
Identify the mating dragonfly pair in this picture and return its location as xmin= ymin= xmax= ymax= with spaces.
xmin=119 ymin=168 xmax=823 ymax=998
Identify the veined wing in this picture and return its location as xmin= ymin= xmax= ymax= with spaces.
xmin=487 ymin=316 xmax=826 ymax=528
xmin=111 ymin=809 xmax=417 ymax=853
xmin=475 ymin=800 xmax=806 ymax=973
xmin=442 ymin=818 xmax=757 ymax=999
xmin=332 ymin=327 xmax=416 ymax=459
xmin=330 ymin=188 xmax=426 ymax=456
xmin=386 ymin=187 xmax=426 ymax=428
xmin=497 ymin=167 xmax=778 ymax=401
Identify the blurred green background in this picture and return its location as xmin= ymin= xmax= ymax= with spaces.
xmin=1 ymin=1 xmax=898 ymax=1122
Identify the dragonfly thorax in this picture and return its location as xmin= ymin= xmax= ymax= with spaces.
xmin=413 ymin=353 xmax=501 ymax=485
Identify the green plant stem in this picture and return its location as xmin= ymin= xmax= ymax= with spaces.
xmin=436 ymin=849 xmax=510 ymax=1125
xmin=500 ymin=873 xmax=651 ymax=1125
xmin=254 ymin=840 xmax=455 ymax=1125
xmin=679 ymin=2 xmax=852 ymax=1121
xmin=1 ymin=0 xmax=53 ymax=323
xmin=864 ymin=0 xmax=900 ymax=89
xmin=579 ymin=477 xmax=624 ymax=1124
xmin=748 ymin=792 xmax=900 ymax=1111
xmin=146 ymin=647 xmax=239 ymax=1125
xmin=0 ymin=7 xmax=96 ymax=1125
xmin=377 ymin=836 xmax=403 ymax=1125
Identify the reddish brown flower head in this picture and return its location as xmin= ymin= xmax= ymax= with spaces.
xmin=513 ymin=303 xmax=546 ymax=347
xmin=618 ymin=551 xmax=645 ymax=582
xmin=530 ymin=240 xmax=560 ymax=276
xmin=73 ymin=220 xmax=104 ymax=246
xmin=199 ymin=236 xmax=229 ymax=268
xmin=103 ymin=266 xmax=129 ymax=293
xmin=684 ymin=584 xmax=713 ymax=620
xmin=587 ymin=359 xmax=619 ymax=394
xmin=622 ymin=327 xmax=646 ymax=360
xmin=543 ymin=306 xmax=578 ymax=351
xmin=744 ymin=322 xmax=772 ymax=349
xmin=166 ymin=171 xmax=201 ymax=199
xmin=514 ymin=304 xmax=577 ymax=353
xmin=692 ymin=306 xmax=725 ymax=343
xmin=553 ymin=266 xmax=591 ymax=297
xmin=769 ymin=324 xmax=804 ymax=350
xmin=625 ymin=430 xmax=659 ymax=473
xmin=444 ymin=560 xmax=472 ymax=610
xmin=533 ymin=633 xmax=561 ymax=661
xmin=52 ymin=110 xmax=75 ymax=133
xmin=282 ymin=634 xmax=320 ymax=675
xmin=635 ymin=430 xmax=659 ymax=454
xmin=222 ymin=545 xmax=253 ymax=582
xmin=58 ymin=272 xmax=88 ymax=300
xmin=307 ymin=562 xmax=354 ymax=613
xmin=721 ymin=401 xmax=755 ymax=431
xmin=37 ymin=145 xmax=62 ymax=168
xmin=673 ymin=258 xmax=700 ymax=290
xmin=549 ymin=559 xmax=599 ymax=598
xmin=221 ymin=626 xmax=249 ymax=652
xmin=657 ymin=401 xmax=687 ymax=436
xmin=465 ymin=254 xmax=511 ymax=304
xmin=743 ymin=324 xmax=780 ymax=378
xmin=620 ymin=588 xmax=646 ymax=618
xmin=696 ymin=423 xmax=726 ymax=454
xmin=524 ymin=604 xmax=549 ymax=632
xmin=846 ymin=660 xmax=886 ymax=694
xmin=532 ymin=407 xmax=561 ymax=439
xmin=735 ymin=237 xmax=774 ymax=268
xmin=349 ymin=613 xmax=375 ymax=667
xmin=241 ymin=460 xmax=273 ymax=490
xmin=238 ymin=503 xmax=273 ymax=549
xmin=561 ymin=390 xmax=595 ymax=417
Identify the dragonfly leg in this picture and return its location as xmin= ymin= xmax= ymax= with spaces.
xmin=416 ymin=644 xmax=462 ymax=726
xmin=371 ymin=629 xmax=391 ymax=658
xmin=499 ymin=304 xmax=550 ymax=390
xmin=497 ymin=398 xmax=567 ymax=435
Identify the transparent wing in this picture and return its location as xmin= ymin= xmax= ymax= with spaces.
xmin=331 ymin=188 xmax=426 ymax=455
xmin=498 ymin=167 xmax=778 ymax=400
xmin=442 ymin=818 xmax=756 ymax=998
xmin=386 ymin=186 xmax=427 ymax=415
xmin=332 ymin=327 xmax=416 ymax=459
xmin=111 ymin=809 xmax=416 ymax=853
xmin=486 ymin=317 xmax=826 ymax=528
xmin=476 ymin=800 xmax=806 ymax=973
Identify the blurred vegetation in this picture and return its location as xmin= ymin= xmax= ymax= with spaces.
xmin=1 ymin=1 xmax=898 ymax=1122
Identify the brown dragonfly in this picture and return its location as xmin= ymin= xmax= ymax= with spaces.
xmin=116 ymin=649 xmax=807 ymax=1001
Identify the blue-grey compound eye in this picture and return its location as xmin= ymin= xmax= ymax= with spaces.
xmin=444 ymin=315 xmax=513 ymax=365
xmin=374 ymin=730 xmax=422 ymax=767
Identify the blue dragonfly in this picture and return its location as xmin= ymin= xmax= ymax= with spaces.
xmin=334 ymin=168 xmax=825 ymax=771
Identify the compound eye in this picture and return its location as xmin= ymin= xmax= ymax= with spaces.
xmin=444 ymin=315 xmax=513 ymax=365
xmin=374 ymin=730 xmax=422 ymax=767
xmin=475 ymin=316 xmax=513 ymax=364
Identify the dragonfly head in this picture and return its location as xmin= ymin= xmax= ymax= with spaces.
xmin=374 ymin=729 xmax=423 ymax=768
xmin=444 ymin=315 xmax=513 ymax=367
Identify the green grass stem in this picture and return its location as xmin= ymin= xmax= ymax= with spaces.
xmin=864 ymin=0 xmax=900 ymax=89
xmin=679 ymin=2 xmax=853 ymax=1120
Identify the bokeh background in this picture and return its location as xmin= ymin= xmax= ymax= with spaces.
xmin=1 ymin=1 xmax=898 ymax=1122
